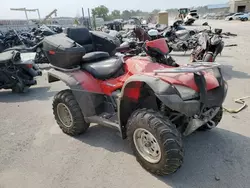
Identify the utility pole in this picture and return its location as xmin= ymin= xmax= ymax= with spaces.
xmin=88 ymin=8 xmax=92 ymax=28
xmin=37 ymin=9 xmax=41 ymax=21
xmin=81 ymin=7 xmax=85 ymax=26
xmin=10 ymin=8 xmax=41 ymax=23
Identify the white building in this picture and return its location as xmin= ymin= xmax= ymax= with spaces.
xmin=229 ymin=0 xmax=250 ymax=12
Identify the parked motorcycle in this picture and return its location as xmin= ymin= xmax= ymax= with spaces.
xmin=0 ymin=50 xmax=42 ymax=93
xmin=163 ymin=21 xmax=198 ymax=52
xmin=0 ymin=30 xmax=21 ymax=51
xmin=47 ymin=25 xmax=63 ymax=34
xmin=191 ymin=28 xmax=224 ymax=62
xmin=32 ymin=25 xmax=57 ymax=38
xmin=0 ymin=29 xmax=38 ymax=52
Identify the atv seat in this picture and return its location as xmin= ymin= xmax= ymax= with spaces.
xmin=81 ymin=56 xmax=124 ymax=80
xmin=82 ymin=51 xmax=110 ymax=63
xmin=65 ymin=27 xmax=94 ymax=53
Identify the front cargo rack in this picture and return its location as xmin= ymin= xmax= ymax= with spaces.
xmin=154 ymin=62 xmax=221 ymax=75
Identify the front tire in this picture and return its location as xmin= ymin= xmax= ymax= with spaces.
xmin=53 ymin=89 xmax=90 ymax=136
xmin=168 ymin=45 xmax=173 ymax=53
xmin=127 ymin=109 xmax=183 ymax=176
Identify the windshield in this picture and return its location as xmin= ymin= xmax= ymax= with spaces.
xmin=146 ymin=38 xmax=169 ymax=54
xmin=40 ymin=24 xmax=56 ymax=33
xmin=179 ymin=9 xmax=188 ymax=14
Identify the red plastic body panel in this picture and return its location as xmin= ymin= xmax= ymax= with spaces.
xmin=123 ymin=81 xmax=142 ymax=100
xmin=71 ymin=71 xmax=104 ymax=94
xmin=71 ymin=56 xmax=219 ymax=95
xmin=145 ymin=38 xmax=169 ymax=54
xmin=71 ymin=70 xmax=133 ymax=95
xmin=99 ymin=73 xmax=131 ymax=95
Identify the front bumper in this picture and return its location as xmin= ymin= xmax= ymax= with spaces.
xmin=155 ymin=65 xmax=227 ymax=117
xmin=157 ymin=79 xmax=227 ymax=117
xmin=157 ymin=94 xmax=200 ymax=117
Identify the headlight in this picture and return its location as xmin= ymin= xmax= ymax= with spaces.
xmin=205 ymin=67 xmax=221 ymax=78
xmin=212 ymin=67 xmax=221 ymax=78
xmin=174 ymin=85 xmax=199 ymax=100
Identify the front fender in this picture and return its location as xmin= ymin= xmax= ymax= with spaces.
xmin=120 ymin=75 xmax=173 ymax=96
xmin=119 ymin=74 xmax=200 ymax=109
xmin=118 ymin=75 xmax=201 ymax=138
xmin=118 ymin=75 xmax=177 ymax=138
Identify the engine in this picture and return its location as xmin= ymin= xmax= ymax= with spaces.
xmin=171 ymin=41 xmax=188 ymax=51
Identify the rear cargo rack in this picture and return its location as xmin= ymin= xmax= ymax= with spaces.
xmin=154 ymin=62 xmax=220 ymax=75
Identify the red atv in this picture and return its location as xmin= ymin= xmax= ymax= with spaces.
xmin=45 ymin=30 xmax=227 ymax=176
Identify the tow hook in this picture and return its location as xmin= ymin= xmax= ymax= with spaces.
xmin=183 ymin=107 xmax=220 ymax=136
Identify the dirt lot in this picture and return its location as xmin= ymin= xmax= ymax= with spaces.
xmin=0 ymin=19 xmax=250 ymax=188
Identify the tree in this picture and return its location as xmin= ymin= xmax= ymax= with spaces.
xmin=135 ymin=10 xmax=143 ymax=16
xmin=152 ymin=9 xmax=161 ymax=14
xmin=130 ymin=10 xmax=136 ymax=16
xmin=111 ymin=10 xmax=121 ymax=19
xmin=92 ymin=5 xmax=109 ymax=20
xmin=121 ymin=10 xmax=132 ymax=20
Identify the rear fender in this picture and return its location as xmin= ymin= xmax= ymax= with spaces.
xmin=118 ymin=75 xmax=200 ymax=138
xmin=48 ymin=69 xmax=104 ymax=117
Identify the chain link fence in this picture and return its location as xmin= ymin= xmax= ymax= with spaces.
xmin=0 ymin=24 xmax=36 ymax=33
xmin=0 ymin=24 xmax=76 ymax=33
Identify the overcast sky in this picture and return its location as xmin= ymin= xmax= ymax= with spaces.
xmin=1 ymin=0 xmax=227 ymax=19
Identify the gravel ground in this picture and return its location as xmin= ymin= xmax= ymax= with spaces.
xmin=0 ymin=19 xmax=250 ymax=188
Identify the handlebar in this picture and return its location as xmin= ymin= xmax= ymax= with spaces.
xmin=116 ymin=45 xmax=130 ymax=52
xmin=3 ymin=41 xmax=43 ymax=53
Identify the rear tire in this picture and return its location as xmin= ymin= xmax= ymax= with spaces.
xmin=53 ymin=89 xmax=90 ymax=136
xmin=12 ymin=81 xmax=28 ymax=93
xmin=127 ymin=109 xmax=183 ymax=176
xmin=168 ymin=45 xmax=173 ymax=53
xmin=203 ymin=53 xmax=213 ymax=62
xmin=0 ymin=43 xmax=4 ymax=53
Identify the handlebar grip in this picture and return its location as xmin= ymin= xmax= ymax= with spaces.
xmin=116 ymin=46 xmax=130 ymax=52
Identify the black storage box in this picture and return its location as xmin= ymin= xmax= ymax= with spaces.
xmin=64 ymin=27 xmax=94 ymax=53
xmin=90 ymin=31 xmax=120 ymax=55
xmin=43 ymin=34 xmax=86 ymax=68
